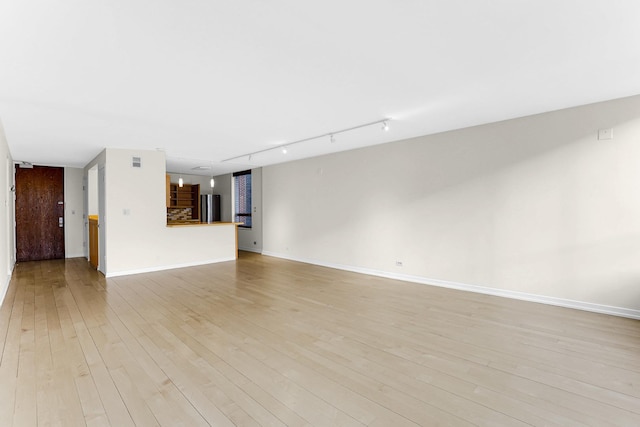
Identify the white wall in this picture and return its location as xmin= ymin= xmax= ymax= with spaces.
xmin=0 ymin=119 xmax=14 ymax=302
xmin=87 ymin=148 xmax=237 ymax=276
xmin=64 ymin=167 xmax=84 ymax=258
xmin=263 ymin=95 xmax=640 ymax=317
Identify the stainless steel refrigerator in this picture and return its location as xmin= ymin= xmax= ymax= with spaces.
xmin=200 ymin=194 xmax=221 ymax=223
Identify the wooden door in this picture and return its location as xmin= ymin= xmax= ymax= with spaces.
xmin=15 ymin=165 xmax=65 ymax=261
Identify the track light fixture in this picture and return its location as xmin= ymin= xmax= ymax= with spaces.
xmin=222 ymin=117 xmax=392 ymax=163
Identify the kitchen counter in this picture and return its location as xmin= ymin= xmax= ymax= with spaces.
xmin=166 ymin=221 xmax=240 ymax=227
xmin=164 ymin=221 xmax=240 ymax=259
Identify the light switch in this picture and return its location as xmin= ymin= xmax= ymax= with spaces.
xmin=598 ymin=128 xmax=613 ymax=140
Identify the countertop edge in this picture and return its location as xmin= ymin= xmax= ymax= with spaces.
xmin=166 ymin=222 xmax=242 ymax=228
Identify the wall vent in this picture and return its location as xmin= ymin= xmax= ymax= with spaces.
xmin=132 ymin=156 xmax=141 ymax=168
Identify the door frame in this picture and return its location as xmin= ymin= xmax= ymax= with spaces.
xmin=98 ymin=164 xmax=106 ymax=274
xmin=6 ymin=157 xmax=15 ymax=273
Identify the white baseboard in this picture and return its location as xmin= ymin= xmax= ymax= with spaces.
xmin=262 ymin=251 xmax=640 ymax=320
xmin=0 ymin=274 xmax=10 ymax=306
xmin=105 ymin=256 xmax=237 ymax=278
xmin=0 ymin=262 xmax=15 ymax=307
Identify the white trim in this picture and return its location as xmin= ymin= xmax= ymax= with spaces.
xmin=105 ymin=256 xmax=236 ymax=278
xmin=0 ymin=262 xmax=14 ymax=306
xmin=262 ymin=251 xmax=640 ymax=320
xmin=0 ymin=274 xmax=10 ymax=306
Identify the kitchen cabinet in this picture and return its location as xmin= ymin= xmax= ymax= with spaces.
xmin=168 ymin=183 xmax=200 ymax=220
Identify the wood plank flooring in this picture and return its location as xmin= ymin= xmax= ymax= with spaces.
xmin=1 ymin=252 xmax=639 ymax=426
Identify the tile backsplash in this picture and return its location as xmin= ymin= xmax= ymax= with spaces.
xmin=167 ymin=207 xmax=192 ymax=221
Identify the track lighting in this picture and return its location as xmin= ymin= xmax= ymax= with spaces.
xmin=222 ymin=117 xmax=392 ymax=163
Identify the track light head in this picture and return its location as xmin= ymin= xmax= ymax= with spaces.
xmin=282 ymin=147 xmax=287 ymax=154
xmin=330 ymin=134 xmax=336 ymax=143
xmin=382 ymin=121 xmax=389 ymax=131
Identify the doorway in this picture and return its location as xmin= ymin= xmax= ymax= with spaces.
xmin=87 ymin=166 xmax=99 ymax=269
xmin=86 ymin=164 xmax=106 ymax=274
xmin=15 ymin=165 xmax=65 ymax=261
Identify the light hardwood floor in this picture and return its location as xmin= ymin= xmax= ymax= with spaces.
xmin=1 ymin=252 xmax=639 ymax=426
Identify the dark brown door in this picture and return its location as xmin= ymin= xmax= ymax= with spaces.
xmin=15 ymin=165 xmax=65 ymax=261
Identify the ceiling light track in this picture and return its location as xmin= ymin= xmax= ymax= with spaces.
xmin=222 ymin=118 xmax=391 ymax=163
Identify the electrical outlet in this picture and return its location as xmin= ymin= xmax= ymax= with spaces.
xmin=395 ymin=261 xmax=403 ymax=267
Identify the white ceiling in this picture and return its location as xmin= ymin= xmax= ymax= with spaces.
xmin=1 ymin=1 xmax=639 ymax=176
